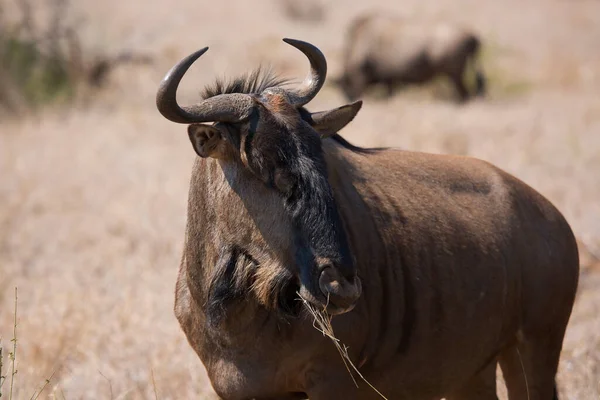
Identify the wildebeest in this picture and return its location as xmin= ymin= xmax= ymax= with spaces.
xmin=156 ymin=39 xmax=579 ymax=399
xmin=336 ymin=13 xmax=487 ymax=102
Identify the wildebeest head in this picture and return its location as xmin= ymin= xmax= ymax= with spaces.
xmin=156 ymin=39 xmax=363 ymax=316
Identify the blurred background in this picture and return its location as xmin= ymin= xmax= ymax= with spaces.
xmin=0 ymin=0 xmax=598 ymax=398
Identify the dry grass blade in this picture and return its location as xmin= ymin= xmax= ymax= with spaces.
xmin=30 ymin=369 xmax=57 ymax=400
xmin=151 ymin=368 xmax=159 ymax=400
xmin=297 ymin=293 xmax=389 ymax=400
xmin=1 ymin=336 xmax=4 ymax=395
xmin=99 ymin=370 xmax=114 ymax=400
xmin=9 ymin=287 xmax=18 ymax=400
xmin=516 ymin=346 xmax=531 ymax=400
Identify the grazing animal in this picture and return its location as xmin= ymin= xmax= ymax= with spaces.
xmin=156 ymin=38 xmax=579 ymax=400
xmin=337 ymin=13 xmax=487 ymax=102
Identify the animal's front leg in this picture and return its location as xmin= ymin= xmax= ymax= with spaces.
xmin=445 ymin=361 xmax=499 ymax=400
xmin=306 ymin=372 xmax=386 ymax=400
xmin=449 ymin=73 xmax=470 ymax=102
xmin=385 ymin=80 xmax=396 ymax=98
xmin=308 ymin=385 xmax=383 ymax=400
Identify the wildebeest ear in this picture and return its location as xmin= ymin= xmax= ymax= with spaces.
xmin=188 ymin=124 xmax=224 ymax=158
xmin=306 ymin=100 xmax=362 ymax=138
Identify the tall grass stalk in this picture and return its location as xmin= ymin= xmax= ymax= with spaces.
xmin=9 ymin=288 xmax=18 ymax=400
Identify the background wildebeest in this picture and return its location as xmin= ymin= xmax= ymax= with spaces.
xmin=336 ymin=13 xmax=487 ymax=102
xmin=156 ymin=38 xmax=579 ymax=399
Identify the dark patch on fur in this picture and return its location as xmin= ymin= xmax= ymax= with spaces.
xmin=449 ymin=179 xmax=491 ymax=195
xmin=206 ymin=246 xmax=257 ymax=326
xmin=275 ymin=271 xmax=302 ymax=316
xmin=206 ymin=246 xmax=241 ymax=326
xmin=201 ymin=66 xmax=290 ymax=99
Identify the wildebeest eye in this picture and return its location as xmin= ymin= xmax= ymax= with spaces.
xmin=274 ymin=169 xmax=296 ymax=194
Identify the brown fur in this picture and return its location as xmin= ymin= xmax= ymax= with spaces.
xmin=337 ymin=12 xmax=487 ymax=102
xmin=167 ymin=53 xmax=578 ymax=400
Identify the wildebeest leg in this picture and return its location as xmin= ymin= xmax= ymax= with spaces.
xmin=446 ymin=361 xmax=498 ymax=400
xmin=308 ymin=386 xmax=382 ymax=400
xmin=498 ymin=334 xmax=563 ymax=400
xmin=449 ymin=73 xmax=470 ymax=103
xmin=467 ymin=35 xmax=487 ymax=97
xmin=306 ymin=372 xmax=384 ymax=400
xmin=385 ymin=80 xmax=395 ymax=98
xmin=474 ymin=69 xmax=487 ymax=97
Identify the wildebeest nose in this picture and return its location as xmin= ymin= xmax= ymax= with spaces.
xmin=318 ymin=266 xmax=362 ymax=315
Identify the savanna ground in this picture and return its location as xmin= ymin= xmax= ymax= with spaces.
xmin=1 ymin=0 xmax=599 ymax=398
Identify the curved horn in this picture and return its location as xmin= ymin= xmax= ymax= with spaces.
xmin=282 ymin=38 xmax=327 ymax=107
xmin=156 ymin=47 xmax=254 ymax=124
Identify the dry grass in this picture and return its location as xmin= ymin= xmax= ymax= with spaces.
xmin=1 ymin=0 xmax=599 ymax=398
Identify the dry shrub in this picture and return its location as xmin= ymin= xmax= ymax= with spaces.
xmin=0 ymin=0 xmax=153 ymax=115
xmin=0 ymin=0 xmax=80 ymax=112
xmin=0 ymin=289 xmax=57 ymax=399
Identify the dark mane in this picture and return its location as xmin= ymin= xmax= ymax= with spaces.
xmin=328 ymin=133 xmax=387 ymax=154
xmin=201 ymin=66 xmax=290 ymax=99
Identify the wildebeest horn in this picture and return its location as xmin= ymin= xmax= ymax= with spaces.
xmin=282 ymin=38 xmax=327 ymax=107
xmin=156 ymin=47 xmax=254 ymax=124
